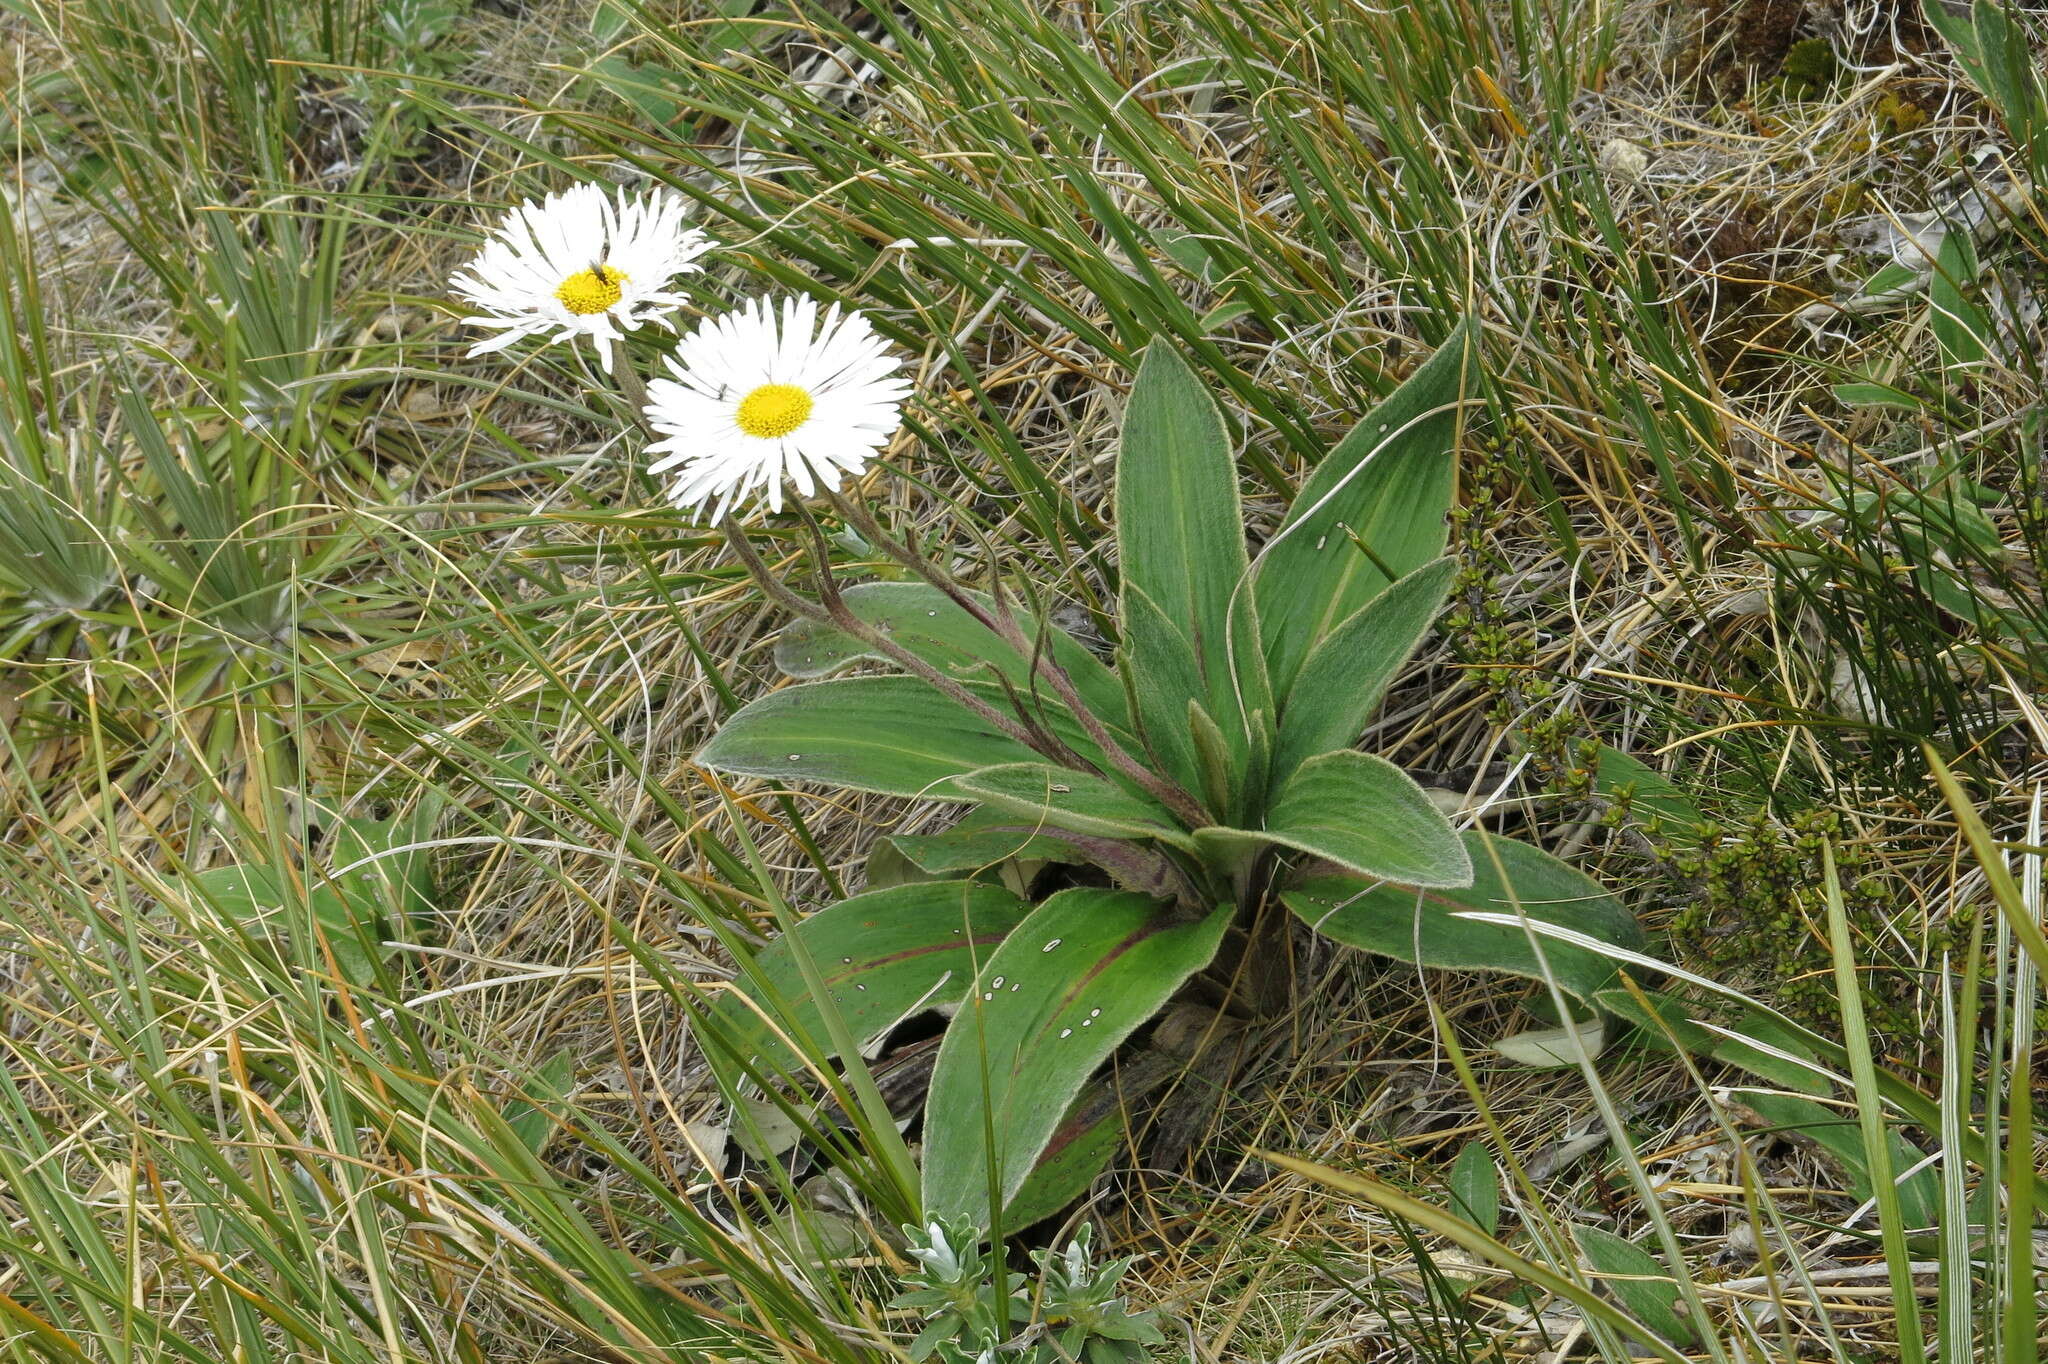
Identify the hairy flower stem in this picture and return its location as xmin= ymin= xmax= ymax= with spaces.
xmin=718 ymin=517 xmax=1085 ymax=769
xmin=787 ymin=502 xmax=1090 ymax=768
xmin=824 ymin=489 xmax=1212 ymax=828
xmin=607 ymin=338 xmax=656 ymax=439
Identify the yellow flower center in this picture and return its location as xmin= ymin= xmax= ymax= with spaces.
xmin=554 ymin=265 xmax=627 ymax=316
xmin=734 ymin=383 xmax=815 ymax=439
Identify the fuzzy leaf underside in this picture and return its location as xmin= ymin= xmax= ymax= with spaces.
xmin=1596 ymin=986 xmax=1937 ymax=1224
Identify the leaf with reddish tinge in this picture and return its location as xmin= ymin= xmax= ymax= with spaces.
xmin=922 ymin=889 xmax=1231 ymax=1224
xmin=774 ymin=581 xmax=1130 ymax=734
xmin=889 ymin=808 xmax=1094 ymax=875
xmin=951 ymin=762 xmax=1196 ymax=849
xmin=697 ymin=676 xmax=1110 ymax=798
xmin=705 ymin=880 xmax=1029 ymax=1085
xmin=889 ymin=811 xmax=1185 ymax=901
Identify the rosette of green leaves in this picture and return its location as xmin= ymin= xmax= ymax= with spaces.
xmin=698 ymin=324 xmax=1645 ymax=1228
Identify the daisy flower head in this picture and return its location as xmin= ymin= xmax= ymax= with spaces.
xmin=451 ymin=182 xmax=709 ymax=371
xmin=644 ymin=296 xmax=911 ymax=521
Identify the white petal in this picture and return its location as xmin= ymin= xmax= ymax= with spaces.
xmin=450 ymin=183 xmax=712 ymax=363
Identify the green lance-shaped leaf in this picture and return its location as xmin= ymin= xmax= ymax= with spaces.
xmin=1736 ymin=1090 xmax=1940 ymax=1230
xmin=1120 ymin=582 xmax=1209 ymax=796
xmin=1254 ymin=320 xmax=1477 ymax=695
xmin=1929 ymin=232 xmax=1987 ymax=361
xmin=504 ymin=1053 xmax=576 ymax=1156
xmin=1924 ymin=1 xmax=1986 ymax=79
xmin=168 ymin=864 xmax=387 ymax=984
xmin=1594 ymin=985 xmax=1839 ymax=1095
xmin=1446 ymin=1141 xmax=1501 ymax=1237
xmin=1117 ymin=341 xmax=1251 ymax=736
xmin=889 ymin=807 xmax=1094 ymax=876
xmin=950 ymin=763 xmax=1197 ymax=851
xmin=1573 ymin=1226 xmax=1701 ymax=1348
xmin=327 ymin=806 xmax=439 ymax=921
xmin=1271 ymin=556 xmax=1457 ymax=781
xmin=1978 ymin=0 xmax=2048 ymax=163
xmin=1002 ymin=1096 xmax=1126 ymax=1232
xmin=998 ymin=1044 xmax=1194 ymax=1230
xmin=774 ymin=581 xmax=1131 ymax=734
xmin=1206 ymin=750 xmax=1471 ymax=889
xmin=1931 ymin=228 xmax=1992 ymax=374
xmin=704 ymin=881 xmax=1029 ymax=1084
xmin=697 ymin=676 xmax=1110 ymax=799
xmin=1224 ymin=583 xmax=1276 ymax=798
xmin=1595 ymin=986 xmax=1938 ymax=1225
xmin=1282 ymin=832 xmax=1641 ymax=1001
xmin=1592 ymin=745 xmax=1707 ymax=845
xmin=922 ymin=889 xmax=1232 ymax=1224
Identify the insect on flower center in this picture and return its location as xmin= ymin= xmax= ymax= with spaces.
xmin=554 ymin=265 xmax=627 ymax=316
xmin=734 ymin=383 xmax=815 ymax=439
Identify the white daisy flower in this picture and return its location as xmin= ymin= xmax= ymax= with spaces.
xmin=644 ymin=296 xmax=911 ymax=520
xmin=451 ymin=182 xmax=709 ymax=371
